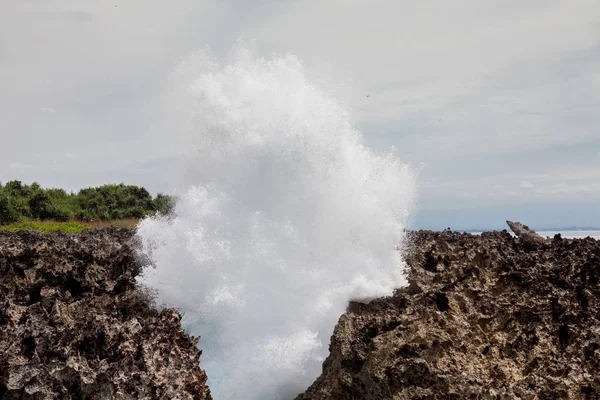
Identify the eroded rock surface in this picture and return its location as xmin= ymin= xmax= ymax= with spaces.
xmin=0 ymin=229 xmax=211 ymax=400
xmin=507 ymin=220 xmax=547 ymax=245
xmin=297 ymin=229 xmax=600 ymax=399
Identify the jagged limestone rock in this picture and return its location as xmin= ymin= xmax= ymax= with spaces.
xmin=297 ymin=230 xmax=600 ymax=399
xmin=0 ymin=229 xmax=211 ymax=400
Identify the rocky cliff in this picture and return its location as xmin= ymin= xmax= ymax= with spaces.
xmin=3 ymin=226 xmax=599 ymax=399
xmin=296 ymin=228 xmax=600 ymax=399
xmin=0 ymin=229 xmax=211 ymax=400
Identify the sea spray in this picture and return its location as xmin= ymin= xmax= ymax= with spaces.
xmin=135 ymin=43 xmax=416 ymax=400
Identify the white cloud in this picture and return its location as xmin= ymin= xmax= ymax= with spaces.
xmin=420 ymin=165 xmax=600 ymax=211
xmin=0 ymin=0 xmax=598 ymax=226
xmin=0 ymin=0 xmax=240 ymax=192
xmin=519 ymin=181 xmax=534 ymax=189
xmin=8 ymin=162 xmax=33 ymax=170
xmin=247 ymin=0 xmax=600 ymax=154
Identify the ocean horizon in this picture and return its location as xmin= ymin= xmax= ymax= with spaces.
xmin=466 ymin=229 xmax=600 ymax=240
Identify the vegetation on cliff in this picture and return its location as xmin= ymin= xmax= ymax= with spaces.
xmin=0 ymin=180 xmax=175 ymax=224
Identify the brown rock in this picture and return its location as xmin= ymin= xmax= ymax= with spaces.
xmin=296 ymin=229 xmax=600 ymax=399
xmin=506 ymin=220 xmax=547 ymax=244
xmin=0 ymin=228 xmax=211 ymax=400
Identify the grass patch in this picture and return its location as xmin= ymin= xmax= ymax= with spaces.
xmin=0 ymin=220 xmax=93 ymax=234
xmin=82 ymin=218 xmax=140 ymax=229
xmin=0 ymin=218 xmax=141 ymax=234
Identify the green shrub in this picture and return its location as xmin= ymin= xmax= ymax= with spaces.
xmin=4 ymin=180 xmax=29 ymax=197
xmin=0 ymin=181 xmax=176 ymax=224
xmin=153 ymin=193 xmax=177 ymax=216
xmin=123 ymin=206 xmax=147 ymax=219
xmin=28 ymin=189 xmax=52 ymax=219
xmin=47 ymin=204 xmax=74 ymax=221
xmin=0 ymin=193 xmax=20 ymax=224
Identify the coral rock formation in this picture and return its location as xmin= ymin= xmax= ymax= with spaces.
xmin=0 ymin=229 xmax=211 ymax=400
xmin=297 ymin=227 xmax=600 ymax=399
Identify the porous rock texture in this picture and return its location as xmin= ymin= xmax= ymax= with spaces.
xmin=296 ymin=228 xmax=600 ymax=399
xmin=0 ymin=229 xmax=211 ymax=400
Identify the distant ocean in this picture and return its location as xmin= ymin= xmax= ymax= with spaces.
xmin=470 ymin=230 xmax=600 ymax=240
xmin=536 ymin=231 xmax=600 ymax=240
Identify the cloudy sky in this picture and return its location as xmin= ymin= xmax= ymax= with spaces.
xmin=1 ymin=0 xmax=599 ymax=230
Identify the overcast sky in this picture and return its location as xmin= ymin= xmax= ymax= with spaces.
xmin=1 ymin=0 xmax=599 ymax=229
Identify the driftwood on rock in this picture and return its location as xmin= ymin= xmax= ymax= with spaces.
xmin=506 ymin=220 xmax=547 ymax=244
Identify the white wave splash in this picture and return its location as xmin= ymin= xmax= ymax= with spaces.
xmin=136 ymin=43 xmax=416 ymax=400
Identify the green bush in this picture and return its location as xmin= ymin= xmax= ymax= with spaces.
xmin=0 ymin=193 xmax=20 ymax=224
xmin=153 ymin=193 xmax=177 ymax=216
xmin=47 ymin=203 xmax=73 ymax=221
xmin=28 ymin=189 xmax=52 ymax=219
xmin=0 ymin=181 xmax=176 ymax=224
